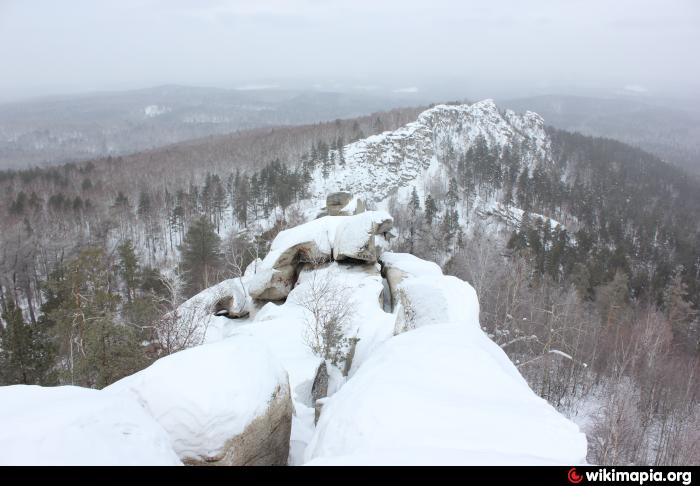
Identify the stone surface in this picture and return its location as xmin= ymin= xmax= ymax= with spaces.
xmin=105 ymin=336 xmax=292 ymax=466
xmin=250 ymin=211 xmax=393 ymax=301
xmin=186 ymin=384 xmax=293 ymax=466
xmin=311 ymin=361 xmax=329 ymax=425
xmin=326 ymin=192 xmax=353 ymax=215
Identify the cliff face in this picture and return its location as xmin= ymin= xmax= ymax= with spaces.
xmin=309 ymin=99 xmax=551 ymax=202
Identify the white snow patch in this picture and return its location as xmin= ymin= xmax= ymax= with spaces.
xmin=304 ymin=324 xmax=587 ymax=465
xmin=105 ymin=335 xmax=289 ymax=463
xmin=0 ymin=385 xmax=181 ymax=466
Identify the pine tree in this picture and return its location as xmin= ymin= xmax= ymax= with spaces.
xmin=409 ymin=187 xmax=421 ymax=214
xmin=117 ymin=240 xmax=139 ymax=304
xmin=447 ymin=177 xmax=459 ymax=208
xmin=0 ymin=299 xmax=55 ymax=385
xmin=47 ymin=247 xmax=147 ymax=388
xmin=234 ymin=173 xmax=249 ymax=227
xmin=663 ymin=266 xmax=698 ymax=350
xmin=424 ymin=195 xmax=437 ymax=226
xmin=179 ymin=217 xmax=223 ymax=297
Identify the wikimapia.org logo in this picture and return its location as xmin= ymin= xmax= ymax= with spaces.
xmin=567 ymin=467 xmax=692 ymax=485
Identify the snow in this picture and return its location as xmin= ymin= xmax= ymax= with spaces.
xmin=172 ymin=277 xmax=251 ymax=347
xmin=0 ymin=385 xmax=181 ymax=466
xmin=225 ymin=261 xmax=396 ymax=464
xmin=379 ymin=251 xmax=479 ymax=332
xmin=396 ymin=274 xmax=480 ymax=330
xmin=104 ymin=335 xmax=289 ymax=463
xmin=144 ymin=105 xmax=171 ymax=118
xmin=248 ymin=211 xmax=393 ymax=300
xmin=309 ymin=100 xmax=551 ymax=204
xmin=255 ymin=211 xmax=392 ymax=272
xmin=332 ymin=210 xmax=392 ymax=261
xmin=304 ymin=324 xmax=587 ymax=465
xmin=380 ymin=251 xmax=443 ymax=278
xmin=339 ymin=196 xmax=358 ymax=214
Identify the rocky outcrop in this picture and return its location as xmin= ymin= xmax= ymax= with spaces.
xmin=105 ymin=335 xmax=292 ymax=466
xmin=311 ymin=100 xmax=552 ymax=203
xmin=249 ymin=210 xmax=394 ymax=301
xmin=311 ymin=362 xmax=329 ymax=425
xmin=326 ymin=192 xmax=353 ymax=216
xmin=160 ymin=278 xmax=250 ymax=351
xmin=379 ymin=252 xmax=479 ymax=334
xmin=326 ymin=192 xmax=367 ymax=216
xmin=188 ymin=384 xmax=292 ymax=466
xmin=379 ymin=252 xmax=442 ymax=310
xmin=304 ymin=324 xmax=588 ymax=466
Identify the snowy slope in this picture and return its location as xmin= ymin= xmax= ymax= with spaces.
xmin=304 ymin=324 xmax=587 ymax=465
xmin=0 ymin=385 xmax=182 ymax=466
xmin=303 ymin=251 xmax=586 ymax=465
xmin=105 ymin=335 xmax=289 ymax=463
xmin=310 ymin=99 xmax=550 ymax=202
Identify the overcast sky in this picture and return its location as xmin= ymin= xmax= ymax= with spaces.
xmin=0 ymin=0 xmax=698 ymax=102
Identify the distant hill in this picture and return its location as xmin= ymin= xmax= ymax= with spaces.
xmin=501 ymin=95 xmax=700 ymax=175
xmin=0 ymin=85 xmax=416 ymax=169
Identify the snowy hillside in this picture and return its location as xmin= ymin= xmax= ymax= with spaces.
xmin=0 ymin=200 xmax=587 ymax=465
xmin=310 ymin=99 xmax=550 ymax=202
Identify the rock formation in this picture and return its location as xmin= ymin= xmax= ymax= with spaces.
xmin=105 ymin=335 xmax=293 ymax=466
xmin=248 ymin=208 xmax=394 ymax=301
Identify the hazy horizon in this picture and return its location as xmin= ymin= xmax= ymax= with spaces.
xmin=1 ymin=0 xmax=698 ymax=103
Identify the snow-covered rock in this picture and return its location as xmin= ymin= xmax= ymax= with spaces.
xmin=0 ymin=385 xmax=181 ymax=466
xmin=244 ymin=258 xmax=263 ymax=277
xmin=228 ymin=261 xmax=396 ymax=464
xmin=326 ymin=191 xmax=353 ymax=215
xmin=249 ymin=211 xmax=393 ymax=301
xmin=304 ymin=324 xmax=587 ymax=465
xmin=163 ymin=277 xmax=251 ymax=351
xmin=311 ymin=100 xmax=551 ymax=203
xmin=105 ymin=335 xmax=293 ymax=466
xmin=379 ymin=252 xmax=479 ymax=333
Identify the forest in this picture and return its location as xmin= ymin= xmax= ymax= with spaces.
xmin=0 ymin=106 xmax=698 ymax=465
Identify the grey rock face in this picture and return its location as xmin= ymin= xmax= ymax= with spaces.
xmin=326 ymin=192 xmax=353 ymax=215
xmin=311 ymin=361 xmax=329 ymax=425
xmin=186 ymin=383 xmax=293 ymax=466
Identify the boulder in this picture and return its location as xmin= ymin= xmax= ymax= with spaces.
xmin=378 ymin=252 xmax=479 ymax=334
xmin=248 ymin=265 xmax=298 ymax=301
xmin=163 ymin=278 xmax=250 ymax=351
xmin=105 ymin=335 xmax=293 ymax=466
xmin=0 ymin=385 xmax=181 ymax=466
xmin=311 ymin=361 xmax=329 ymax=425
xmin=379 ymin=252 xmax=443 ymax=310
xmin=332 ymin=212 xmax=393 ymax=262
xmin=198 ymin=384 xmax=292 ymax=466
xmin=326 ymin=192 xmax=353 ymax=216
xmin=250 ymin=211 xmax=394 ymax=301
xmin=331 ymin=195 xmax=367 ymax=216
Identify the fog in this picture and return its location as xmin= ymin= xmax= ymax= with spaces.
xmin=1 ymin=0 xmax=698 ymax=102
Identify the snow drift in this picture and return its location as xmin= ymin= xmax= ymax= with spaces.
xmin=105 ymin=335 xmax=292 ymax=465
xmin=0 ymin=385 xmax=181 ymax=466
xmin=304 ymin=323 xmax=587 ymax=465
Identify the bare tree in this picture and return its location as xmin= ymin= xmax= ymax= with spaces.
xmin=152 ymin=272 xmax=209 ymax=355
xmin=294 ymin=263 xmax=355 ymax=370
